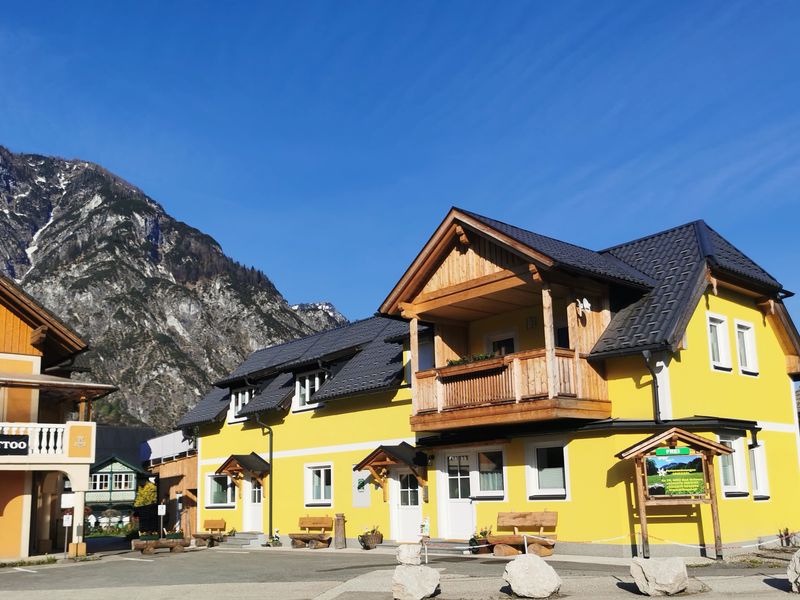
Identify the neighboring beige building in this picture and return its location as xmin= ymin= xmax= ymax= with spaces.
xmin=143 ymin=431 xmax=197 ymax=535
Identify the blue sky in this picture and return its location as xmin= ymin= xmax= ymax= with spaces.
xmin=1 ymin=2 xmax=799 ymax=319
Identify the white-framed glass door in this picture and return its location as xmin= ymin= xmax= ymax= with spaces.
xmin=440 ymin=453 xmax=475 ymax=540
xmin=243 ymin=476 xmax=263 ymax=532
xmin=390 ymin=469 xmax=422 ymax=542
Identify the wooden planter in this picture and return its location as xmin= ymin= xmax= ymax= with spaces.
xmin=358 ymin=533 xmax=383 ymax=550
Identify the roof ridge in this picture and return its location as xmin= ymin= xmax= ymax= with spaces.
xmin=600 ymin=220 xmax=703 ymax=254
xmin=247 ymin=314 xmax=382 ymax=357
xmin=456 ymin=207 xmax=609 ymax=257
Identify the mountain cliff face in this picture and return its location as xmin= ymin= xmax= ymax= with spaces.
xmin=0 ymin=146 xmax=347 ymax=430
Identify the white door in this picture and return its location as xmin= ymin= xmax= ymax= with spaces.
xmin=391 ymin=470 xmax=422 ymax=542
xmin=244 ymin=477 xmax=263 ymax=532
xmin=442 ymin=454 xmax=475 ymax=540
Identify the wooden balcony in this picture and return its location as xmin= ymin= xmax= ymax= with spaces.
xmin=411 ymin=349 xmax=610 ymax=432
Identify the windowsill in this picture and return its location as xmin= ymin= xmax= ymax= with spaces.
xmin=723 ymin=491 xmax=749 ymax=498
xmin=293 ymin=403 xmax=324 ymax=414
xmin=304 ymin=501 xmax=332 ymax=507
xmin=740 ymin=370 xmax=759 ymax=377
xmin=712 ymin=364 xmax=733 ymax=373
xmin=205 ymin=504 xmax=235 ymax=509
xmin=227 ymin=418 xmax=247 ymax=425
xmin=753 ymin=494 xmax=770 ymax=501
xmin=529 ymin=494 xmax=567 ymax=501
xmin=471 ymin=494 xmax=505 ymax=501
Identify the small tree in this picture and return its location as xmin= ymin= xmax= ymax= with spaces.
xmin=134 ymin=482 xmax=157 ymax=507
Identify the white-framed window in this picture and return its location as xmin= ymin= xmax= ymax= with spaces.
xmin=471 ymin=449 xmax=506 ymax=498
xmin=112 ymin=473 xmax=135 ymax=490
xmin=206 ymin=474 xmax=236 ymax=507
xmin=749 ymin=442 xmax=770 ymax=500
xmin=735 ymin=320 xmax=759 ymax=376
xmin=486 ymin=331 xmax=516 ymax=356
xmin=227 ymin=388 xmax=254 ymax=424
xmin=718 ymin=434 xmax=748 ymax=497
xmin=251 ymin=480 xmax=263 ymax=504
xmin=707 ymin=312 xmax=732 ymax=372
xmin=304 ymin=463 xmax=333 ymax=506
xmin=293 ymin=370 xmax=328 ymax=411
xmin=525 ymin=442 xmax=569 ymax=500
xmin=91 ymin=473 xmax=109 ymax=491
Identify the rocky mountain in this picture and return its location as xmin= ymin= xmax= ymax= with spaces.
xmin=0 ymin=145 xmax=347 ymax=431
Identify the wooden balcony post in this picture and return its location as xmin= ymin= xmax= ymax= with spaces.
xmin=436 ymin=376 xmax=445 ymax=413
xmin=567 ymin=296 xmax=583 ymax=399
xmin=542 ymin=283 xmax=558 ymax=398
xmin=513 ymin=357 xmax=522 ymax=403
xmin=410 ymin=317 xmax=420 ymax=414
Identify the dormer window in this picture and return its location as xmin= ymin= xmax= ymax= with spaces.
xmin=227 ymin=388 xmax=254 ymax=424
xmin=293 ymin=370 xmax=327 ymax=412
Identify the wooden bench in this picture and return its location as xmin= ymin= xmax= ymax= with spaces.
xmin=192 ymin=519 xmax=227 ymax=548
xmin=288 ymin=516 xmax=333 ymax=549
xmin=132 ymin=538 xmax=190 ymax=555
xmin=487 ymin=511 xmax=558 ymax=557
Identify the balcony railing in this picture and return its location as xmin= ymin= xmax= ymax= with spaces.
xmin=0 ymin=421 xmax=95 ymax=463
xmin=414 ymin=348 xmax=607 ymax=415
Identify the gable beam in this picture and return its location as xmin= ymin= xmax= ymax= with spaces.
xmin=402 ymin=266 xmax=540 ymax=317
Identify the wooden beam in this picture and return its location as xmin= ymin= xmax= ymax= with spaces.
xmin=634 ymin=457 xmax=650 ymax=559
xmin=706 ymin=271 xmax=718 ymax=296
xmin=786 ymin=355 xmax=800 ymax=375
xmin=409 ymin=397 xmax=612 ymax=431
xmin=455 ymin=224 xmax=470 ymax=247
xmin=706 ymin=455 xmax=723 ymax=559
xmin=541 ymin=283 xmax=557 ymax=399
xmin=757 ymin=298 xmax=776 ymax=316
xmin=29 ymin=325 xmax=48 ymax=347
xmin=402 ymin=269 xmax=539 ymax=316
xmin=567 ymin=296 xmax=583 ymax=399
xmin=410 ymin=317 xmax=420 ymax=414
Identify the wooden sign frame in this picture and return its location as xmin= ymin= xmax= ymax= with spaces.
xmin=617 ymin=427 xmax=733 ymax=559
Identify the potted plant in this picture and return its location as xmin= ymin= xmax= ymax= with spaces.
xmin=165 ymin=530 xmax=184 ymax=540
xmin=358 ymin=526 xmax=383 ymax=550
xmin=138 ymin=531 xmax=159 ymax=541
xmin=469 ymin=525 xmax=493 ymax=554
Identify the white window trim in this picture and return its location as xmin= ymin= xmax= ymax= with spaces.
xmin=734 ymin=319 xmax=759 ymax=377
xmin=112 ymin=473 xmax=135 ymax=491
xmin=718 ymin=434 xmax=748 ymax=498
xmin=469 ymin=446 xmax=508 ymax=500
xmin=91 ymin=473 xmax=110 ymax=491
xmin=525 ymin=440 xmax=571 ymax=501
xmin=749 ymin=441 xmax=770 ymax=500
xmin=707 ymin=312 xmax=732 ymax=372
xmin=227 ymin=388 xmax=253 ymax=424
xmin=304 ymin=462 xmax=333 ymax=507
xmin=292 ymin=370 xmax=328 ymax=412
xmin=206 ymin=473 xmax=236 ymax=508
xmin=485 ymin=330 xmax=518 ymax=356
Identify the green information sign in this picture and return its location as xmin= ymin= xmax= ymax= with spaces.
xmin=645 ymin=453 xmax=705 ymax=497
xmin=654 ymin=447 xmax=690 ymax=456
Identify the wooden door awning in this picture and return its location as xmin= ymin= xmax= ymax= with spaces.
xmin=616 ymin=426 xmax=734 ymax=460
xmin=353 ymin=442 xmax=428 ymax=501
xmin=216 ymin=452 xmax=270 ymax=479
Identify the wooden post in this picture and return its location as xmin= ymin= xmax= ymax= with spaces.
xmin=705 ymin=454 xmax=724 ymax=559
xmin=541 ymin=283 xmax=557 ymax=398
xmin=634 ymin=457 xmax=650 ymax=558
xmin=410 ymin=317 xmax=420 ymax=415
xmin=334 ymin=513 xmax=346 ymax=549
xmin=567 ymin=296 xmax=582 ymax=398
xmin=513 ymin=357 xmax=522 ymax=403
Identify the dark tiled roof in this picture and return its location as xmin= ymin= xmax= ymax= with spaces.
xmin=593 ymin=221 xmax=782 ymax=357
xmin=219 ymin=452 xmax=270 ymax=475
xmin=238 ymin=372 xmax=294 ymax=416
xmin=178 ymin=316 xmax=408 ymax=427
xmin=176 ymin=386 xmax=230 ymax=429
xmin=313 ymin=325 xmax=406 ymax=402
xmin=460 ymin=209 xmax=655 ymax=288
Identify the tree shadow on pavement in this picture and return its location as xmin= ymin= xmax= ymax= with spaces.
xmin=763 ymin=576 xmax=791 ymax=592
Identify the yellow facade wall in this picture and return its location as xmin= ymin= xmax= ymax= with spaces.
xmin=0 ymin=471 xmax=26 ymax=559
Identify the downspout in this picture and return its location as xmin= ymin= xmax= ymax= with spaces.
xmin=642 ymin=350 xmax=662 ymax=425
xmin=243 ymin=374 xmax=275 ymax=542
xmin=254 ymin=413 xmax=274 ymax=543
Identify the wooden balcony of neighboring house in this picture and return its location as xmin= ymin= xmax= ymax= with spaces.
xmin=410 ymin=347 xmax=610 ymax=432
xmin=0 ymin=420 xmax=97 ymax=465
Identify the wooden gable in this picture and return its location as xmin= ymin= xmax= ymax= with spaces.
xmin=419 ymin=233 xmax=526 ymax=297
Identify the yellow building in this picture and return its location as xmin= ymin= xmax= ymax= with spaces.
xmin=183 ymin=208 xmax=800 ymax=557
xmin=0 ymin=275 xmax=116 ymax=559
